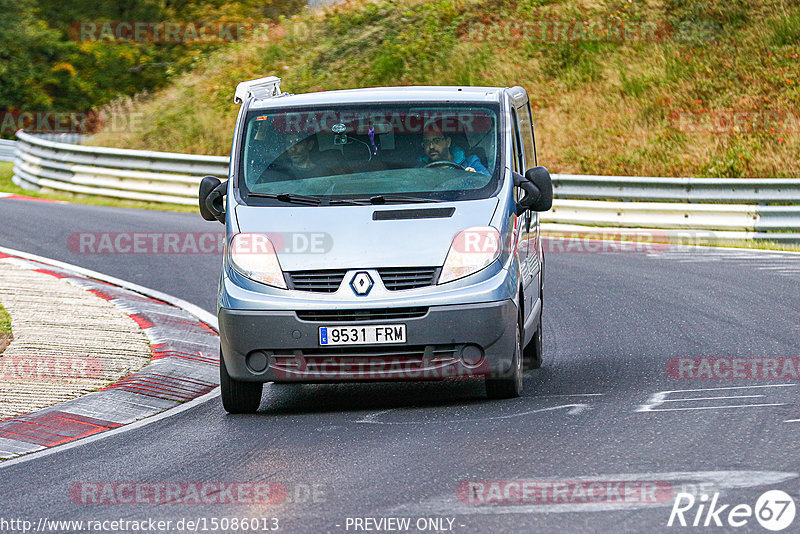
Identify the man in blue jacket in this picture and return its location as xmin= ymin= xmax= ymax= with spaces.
xmin=417 ymin=130 xmax=490 ymax=175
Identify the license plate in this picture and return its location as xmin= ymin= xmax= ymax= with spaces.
xmin=319 ymin=324 xmax=406 ymax=346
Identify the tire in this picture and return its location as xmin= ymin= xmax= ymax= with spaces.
xmin=485 ymin=317 xmax=523 ymax=399
xmin=220 ymin=346 xmax=263 ymax=414
xmin=523 ymin=302 xmax=543 ymax=370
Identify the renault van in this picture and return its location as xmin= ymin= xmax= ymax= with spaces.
xmin=199 ymin=77 xmax=553 ymax=413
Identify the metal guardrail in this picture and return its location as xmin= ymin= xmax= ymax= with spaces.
xmin=11 ymin=131 xmax=800 ymax=242
xmin=545 ymin=175 xmax=800 ymax=242
xmin=552 ymin=174 xmax=800 ymax=204
xmin=0 ymin=139 xmax=16 ymax=162
xmin=13 ymin=131 xmax=228 ymax=205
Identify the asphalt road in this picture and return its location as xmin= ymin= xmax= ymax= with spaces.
xmin=1 ymin=197 xmax=799 ymax=533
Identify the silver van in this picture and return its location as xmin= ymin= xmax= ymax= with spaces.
xmin=199 ymin=77 xmax=553 ymax=413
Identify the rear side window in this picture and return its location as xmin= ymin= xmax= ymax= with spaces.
xmin=510 ymin=108 xmax=524 ymax=174
xmin=516 ymin=104 xmax=536 ymax=170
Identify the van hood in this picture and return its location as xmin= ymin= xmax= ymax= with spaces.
xmin=234 ymin=198 xmax=499 ymax=271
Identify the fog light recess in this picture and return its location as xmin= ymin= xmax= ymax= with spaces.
xmin=460 ymin=344 xmax=484 ymax=367
xmin=246 ymin=350 xmax=269 ymax=373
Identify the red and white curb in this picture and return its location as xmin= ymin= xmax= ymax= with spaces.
xmin=0 ymin=249 xmax=219 ymax=460
xmin=0 ymin=192 xmax=65 ymax=203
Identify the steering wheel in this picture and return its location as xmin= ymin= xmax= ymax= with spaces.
xmin=424 ymin=160 xmax=465 ymax=170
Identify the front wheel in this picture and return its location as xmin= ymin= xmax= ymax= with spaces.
xmin=485 ymin=319 xmax=523 ymax=399
xmin=220 ymin=346 xmax=263 ymax=414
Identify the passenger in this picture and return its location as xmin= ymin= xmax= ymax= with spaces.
xmin=260 ymin=135 xmax=329 ymax=181
xmin=283 ymin=135 xmax=320 ymax=176
xmin=417 ymin=130 xmax=489 ymax=175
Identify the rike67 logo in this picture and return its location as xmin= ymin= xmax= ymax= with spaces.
xmin=668 ymin=490 xmax=796 ymax=531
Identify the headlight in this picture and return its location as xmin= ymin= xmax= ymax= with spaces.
xmin=228 ymin=233 xmax=286 ymax=288
xmin=439 ymin=226 xmax=502 ymax=284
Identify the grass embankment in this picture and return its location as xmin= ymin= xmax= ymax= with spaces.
xmin=92 ymin=0 xmax=800 ymax=178
xmin=0 ymin=303 xmax=11 ymax=355
xmin=0 ymin=162 xmax=195 ymax=212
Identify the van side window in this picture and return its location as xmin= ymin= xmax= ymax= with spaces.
xmin=510 ymin=109 xmax=524 ymax=174
xmin=517 ymin=104 xmax=536 ymax=169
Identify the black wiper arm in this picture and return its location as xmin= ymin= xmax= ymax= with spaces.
xmin=367 ymin=195 xmax=441 ymax=204
xmin=328 ymin=198 xmax=371 ymax=205
xmin=247 ymin=192 xmax=323 ymax=205
xmin=248 ymin=192 xmax=440 ymax=206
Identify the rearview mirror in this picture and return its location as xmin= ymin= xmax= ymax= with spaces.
xmin=515 ymin=166 xmax=553 ymax=215
xmin=199 ymin=176 xmax=227 ymax=224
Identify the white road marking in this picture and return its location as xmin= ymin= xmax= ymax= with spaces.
xmin=641 ymin=403 xmax=785 ymax=412
xmin=356 ymin=403 xmax=589 ymax=424
xmin=648 ymin=246 xmax=800 ymax=277
xmin=358 ymin=408 xmax=395 ymax=423
xmin=637 ymin=384 xmax=795 ymax=412
xmin=565 ymin=404 xmax=588 ymax=415
xmin=662 ymin=395 xmax=765 ymax=402
xmin=537 ymin=393 xmax=605 ymax=398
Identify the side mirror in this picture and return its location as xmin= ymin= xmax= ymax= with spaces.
xmin=515 ymin=166 xmax=553 ymax=215
xmin=199 ymin=176 xmax=227 ymax=224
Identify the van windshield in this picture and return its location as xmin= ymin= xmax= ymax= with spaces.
xmin=237 ymin=104 xmax=501 ymax=204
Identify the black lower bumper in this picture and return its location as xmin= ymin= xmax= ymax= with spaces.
xmin=218 ymin=300 xmax=517 ymax=382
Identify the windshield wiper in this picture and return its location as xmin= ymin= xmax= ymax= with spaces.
xmin=248 ymin=192 xmax=441 ymax=206
xmin=363 ymin=195 xmax=442 ymax=205
xmin=247 ymin=192 xmax=323 ymax=205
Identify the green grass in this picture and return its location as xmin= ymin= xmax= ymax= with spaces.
xmin=0 ymin=162 xmax=196 ymax=212
xmin=0 ymin=303 xmax=10 ymax=336
xmin=0 ymin=302 xmax=11 ymax=354
xmin=89 ymin=0 xmax=800 ymax=179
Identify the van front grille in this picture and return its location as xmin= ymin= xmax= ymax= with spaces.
xmin=296 ymin=307 xmax=428 ymax=322
xmin=286 ymin=270 xmax=347 ymax=293
xmin=377 ymin=267 xmax=438 ymax=290
xmin=286 ymin=267 xmax=439 ymax=293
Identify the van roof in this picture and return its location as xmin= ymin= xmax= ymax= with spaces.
xmin=247 ymin=86 xmax=506 ymax=110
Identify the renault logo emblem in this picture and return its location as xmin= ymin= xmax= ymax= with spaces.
xmin=350 ymin=272 xmax=373 ymax=296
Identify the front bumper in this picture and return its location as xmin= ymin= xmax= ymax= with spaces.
xmin=219 ymin=300 xmax=517 ymax=382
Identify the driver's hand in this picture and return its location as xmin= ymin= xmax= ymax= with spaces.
xmin=464 ymin=166 xmax=476 ymax=173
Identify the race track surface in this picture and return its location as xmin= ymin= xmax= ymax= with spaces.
xmin=1 ymin=198 xmax=799 ymax=533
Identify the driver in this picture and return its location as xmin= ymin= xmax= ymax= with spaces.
xmin=417 ymin=130 xmax=489 ymax=175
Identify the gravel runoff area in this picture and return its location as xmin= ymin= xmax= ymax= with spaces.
xmin=0 ymin=260 xmax=151 ymax=419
